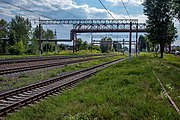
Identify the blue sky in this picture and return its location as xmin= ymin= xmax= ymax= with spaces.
xmin=0 ymin=0 xmax=179 ymax=45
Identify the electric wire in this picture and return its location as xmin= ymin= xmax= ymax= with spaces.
xmin=98 ymin=0 xmax=115 ymax=19
xmin=0 ymin=0 xmax=53 ymax=20
xmin=121 ymin=0 xmax=131 ymax=19
xmin=43 ymin=0 xmax=79 ymax=19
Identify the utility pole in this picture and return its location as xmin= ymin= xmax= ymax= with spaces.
xmin=54 ymin=29 xmax=57 ymax=53
xmin=123 ymin=39 xmax=125 ymax=55
xmin=91 ymin=33 xmax=93 ymax=52
xmin=39 ymin=18 xmax=42 ymax=57
xmin=46 ymin=36 xmax=48 ymax=55
xmin=129 ymin=21 xmax=132 ymax=61
xmin=136 ymin=23 xmax=138 ymax=57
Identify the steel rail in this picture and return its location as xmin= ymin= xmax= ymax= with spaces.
xmin=0 ymin=55 xmax=113 ymax=75
xmin=0 ymin=58 xmax=125 ymax=116
xmin=0 ymin=54 xmax=107 ymax=65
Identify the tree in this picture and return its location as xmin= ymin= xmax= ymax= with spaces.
xmin=59 ymin=44 xmax=67 ymax=50
xmin=31 ymin=26 xmax=54 ymax=54
xmin=0 ymin=19 xmax=8 ymax=38
xmin=9 ymin=15 xmax=31 ymax=51
xmin=76 ymin=38 xmax=83 ymax=51
xmin=9 ymin=39 xmax=25 ymax=55
xmin=100 ymin=37 xmax=112 ymax=53
xmin=81 ymin=41 xmax=88 ymax=50
xmin=124 ymin=46 xmax=128 ymax=51
xmin=172 ymin=0 xmax=180 ymax=21
xmin=143 ymin=0 xmax=177 ymax=58
xmin=46 ymin=29 xmax=54 ymax=39
xmin=33 ymin=25 xmax=46 ymax=39
xmin=139 ymin=35 xmax=149 ymax=52
xmin=113 ymin=41 xmax=122 ymax=52
xmin=44 ymin=29 xmax=54 ymax=53
xmin=0 ymin=19 xmax=8 ymax=54
xmin=26 ymin=38 xmax=38 ymax=54
xmin=91 ymin=45 xmax=100 ymax=51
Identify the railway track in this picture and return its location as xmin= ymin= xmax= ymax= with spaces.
xmin=0 ymin=54 xmax=107 ymax=65
xmin=0 ymin=55 xmax=113 ymax=75
xmin=0 ymin=58 xmax=125 ymax=117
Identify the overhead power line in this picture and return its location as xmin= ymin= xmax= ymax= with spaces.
xmin=121 ymin=0 xmax=131 ymax=19
xmin=0 ymin=0 xmax=53 ymax=20
xmin=98 ymin=0 xmax=115 ymax=19
xmin=0 ymin=10 xmax=37 ymax=20
xmin=44 ymin=0 xmax=79 ymax=19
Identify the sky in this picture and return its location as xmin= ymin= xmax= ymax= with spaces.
xmin=0 ymin=0 xmax=180 ymax=45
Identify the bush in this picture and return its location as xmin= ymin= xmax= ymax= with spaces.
xmin=8 ymin=40 xmax=25 ymax=55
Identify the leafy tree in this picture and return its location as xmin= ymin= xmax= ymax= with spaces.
xmin=0 ymin=19 xmax=8 ymax=54
xmin=8 ymin=30 xmax=16 ymax=46
xmin=139 ymin=35 xmax=149 ymax=52
xmin=9 ymin=39 xmax=25 ymax=55
xmin=76 ymin=38 xmax=89 ymax=51
xmin=33 ymin=25 xmax=46 ymax=39
xmin=91 ymin=45 xmax=100 ymax=51
xmin=44 ymin=29 xmax=55 ymax=53
xmin=113 ymin=41 xmax=122 ymax=52
xmin=43 ymin=43 xmax=55 ymax=52
xmin=100 ymin=37 xmax=112 ymax=53
xmin=46 ymin=29 xmax=54 ymax=39
xmin=9 ymin=15 xmax=31 ymax=50
xmin=32 ymin=26 xmax=54 ymax=54
xmin=81 ymin=41 xmax=88 ymax=50
xmin=26 ymin=38 xmax=38 ymax=54
xmin=172 ymin=0 xmax=180 ymax=21
xmin=76 ymin=38 xmax=83 ymax=51
xmin=143 ymin=0 xmax=177 ymax=58
xmin=123 ymin=46 xmax=128 ymax=51
xmin=59 ymin=43 xmax=67 ymax=50
xmin=0 ymin=19 xmax=8 ymax=38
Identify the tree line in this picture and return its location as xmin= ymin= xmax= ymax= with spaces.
xmin=0 ymin=15 xmax=67 ymax=55
xmin=0 ymin=15 xmax=125 ymax=55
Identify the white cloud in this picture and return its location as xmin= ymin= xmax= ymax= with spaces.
xmin=0 ymin=0 xmax=164 ymax=42
xmin=105 ymin=0 xmax=143 ymax=6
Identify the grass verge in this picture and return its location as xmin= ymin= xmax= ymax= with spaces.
xmin=5 ymin=53 xmax=180 ymax=120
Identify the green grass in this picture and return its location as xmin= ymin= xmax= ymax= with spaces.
xmin=0 ymin=55 xmax=123 ymax=92
xmin=5 ymin=53 xmax=180 ymax=120
xmin=0 ymin=50 xmax=102 ymax=59
xmin=0 ymin=54 xmax=36 ymax=59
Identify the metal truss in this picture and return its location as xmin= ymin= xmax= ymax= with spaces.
xmin=39 ymin=19 xmax=138 ymax=25
xmin=83 ymin=34 xmax=136 ymax=39
xmin=71 ymin=23 xmax=146 ymax=33
xmin=92 ymin=40 xmax=136 ymax=43
xmin=38 ymin=19 xmax=146 ymax=54
xmin=39 ymin=19 xmax=146 ymax=33
xmin=41 ymin=39 xmax=72 ymax=42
